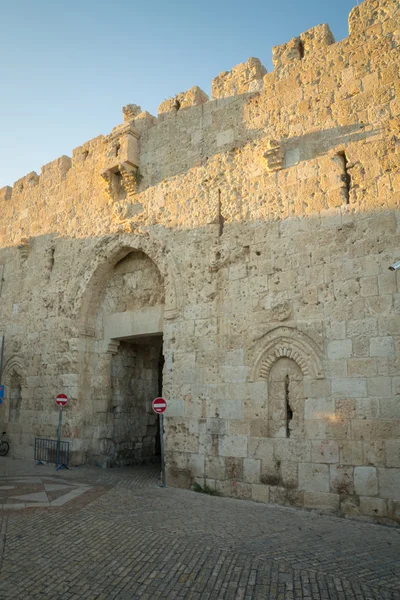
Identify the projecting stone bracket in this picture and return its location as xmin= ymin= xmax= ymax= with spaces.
xmin=101 ymin=162 xmax=141 ymax=201
xmin=18 ymin=237 xmax=30 ymax=260
xmin=263 ymin=140 xmax=284 ymax=172
xmin=102 ymin=123 xmax=141 ymax=201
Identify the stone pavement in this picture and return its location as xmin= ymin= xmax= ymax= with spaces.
xmin=0 ymin=458 xmax=399 ymax=599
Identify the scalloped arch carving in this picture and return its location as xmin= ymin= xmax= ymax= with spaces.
xmin=67 ymin=233 xmax=182 ymax=334
xmin=250 ymin=326 xmax=324 ymax=381
xmin=3 ymin=356 xmax=26 ymax=387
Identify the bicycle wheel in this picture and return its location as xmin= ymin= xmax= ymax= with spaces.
xmin=0 ymin=441 xmax=9 ymax=456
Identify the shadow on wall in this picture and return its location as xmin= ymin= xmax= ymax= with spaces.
xmin=139 ymin=93 xmax=382 ymax=192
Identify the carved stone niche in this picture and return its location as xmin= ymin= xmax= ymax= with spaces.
xmin=101 ymin=123 xmax=140 ymax=201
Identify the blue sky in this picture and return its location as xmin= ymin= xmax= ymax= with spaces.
xmin=0 ymin=0 xmax=357 ymax=188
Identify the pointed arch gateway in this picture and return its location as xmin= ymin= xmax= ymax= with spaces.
xmin=69 ymin=233 xmax=183 ymax=335
xmin=68 ymin=233 xmax=182 ymax=466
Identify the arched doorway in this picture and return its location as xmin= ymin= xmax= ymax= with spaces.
xmin=79 ymin=247 xmax=166 ymax=466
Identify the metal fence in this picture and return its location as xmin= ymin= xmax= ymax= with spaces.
xmin=34 ymin=438 xmax=70 ymax=466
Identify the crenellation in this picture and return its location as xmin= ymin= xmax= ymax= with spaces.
xmin=132 ymin=111 xmax=158 ymax=134
xmin=40 ymin=155 xmax=72 ymax=183
xmin=0 ymin=186 xmax=12 ymax=201
xmin=211 ymin=57 xmax=267 ymax=100
xmin=158 ymin=86 xmax=209 ymax=120
xmin=122 ymin=103 xmax=142 ymax=122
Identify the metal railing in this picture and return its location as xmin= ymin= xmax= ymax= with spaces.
xmin=34 ymin=438 xmax=69 ymax=468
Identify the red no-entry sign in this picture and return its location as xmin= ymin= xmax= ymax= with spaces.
xmin=152 ymin=397 xmax=167 ymax=414
xmin=56 ymin=393 xmax=68 ymax=407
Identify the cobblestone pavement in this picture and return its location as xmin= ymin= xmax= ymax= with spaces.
xmin=0 ymin=459 xmax=399 ymax=599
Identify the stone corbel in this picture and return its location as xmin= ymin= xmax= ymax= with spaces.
xmin=119 ymin=163 xmax=141 ymax=197
xmin=18 ymin=237 xmax=30 ymax=260
xmin=102 ymin=123 xmax=141 ymax=201
xmin=107 ymin=340 xmax=121 ymax=354
xmin=263 ymin=139 xmax=284 ymax=172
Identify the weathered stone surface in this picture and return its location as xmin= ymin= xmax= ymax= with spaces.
xmin=0 ymin=0 xmax=399 ymax=522
xmin=298 ymin=464 xmax=330 ymax=493
xmin=354 ymin=467 xmax=378 ymax=496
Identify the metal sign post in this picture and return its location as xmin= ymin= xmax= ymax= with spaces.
xmin=0 ymin=335 xmax=4 ymax=406
xmin=152 ymin=397 xmax=167 ymax=488
xmin=56 ymin=405 xmax=63 ymax=469
xmin=0 ymin=334 xmax=4 ymax=380
xmin=159 ymin=413 xmax=166 ymax=488
xmin=55 ymin=394 xmax=69 ymax=470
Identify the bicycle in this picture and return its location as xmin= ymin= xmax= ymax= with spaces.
xmin=0 ymin=431 xmax=9 ymax=456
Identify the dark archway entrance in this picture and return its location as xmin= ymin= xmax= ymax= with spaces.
xmin=110 ymin=334 xmax=164 ymax=466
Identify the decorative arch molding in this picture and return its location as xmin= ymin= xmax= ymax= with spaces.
xmin=3 ymin=356 xmax=26 ymax=387
xmin=250 ymin=326 xmax=324 ymax=381
xmin=67 ymin=233 xmax=182 ymax=335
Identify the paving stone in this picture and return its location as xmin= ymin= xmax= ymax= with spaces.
xmin=0 ymin=459 xmax=399 ymax=599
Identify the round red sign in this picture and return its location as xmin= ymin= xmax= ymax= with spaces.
xmin=56 ymin=393 xmax=68 ymax=407
xmin=152 ymin=397 xmax=167 ymax=414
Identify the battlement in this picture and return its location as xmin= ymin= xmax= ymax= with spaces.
xmin=1 ymin=0 xmax=398 ymax=196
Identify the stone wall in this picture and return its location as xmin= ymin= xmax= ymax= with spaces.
xmin=0 ymin=0 xmax=399 ymax=522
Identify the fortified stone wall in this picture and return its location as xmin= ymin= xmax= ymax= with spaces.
xmin=0 ymin=0 xmax=399 ymax=522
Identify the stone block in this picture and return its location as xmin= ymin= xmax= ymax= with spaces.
xmin=386 ymin=440 xmax=400 ymax=468
xmin=304 ymin=398 xmax=334 ymax=420
xmin=188 ymin=453 xmax=205 ymax=477
xmin=367 ymin=376 xmax=392 ymax=397
xmin=274 ymin=439 xmax=311 ymax=463
xmin=249 ymin=419 xmax=268 ymax=438
xmin=298 ymin=463 xmax=330 ymax=493
xmin=363 ymin=441 xmax=385 ymax=467
xmin=216 ymin=130 xmax=235 ymax=147
xmin=247 ymin=381 xmax=268 ymax=402
xmin=212 ymin=57 xmax=267 ymax=99
xmin=280 ymin=461 xmax=298 ymax=489
xmin=225 ymin=457 xmax=244 ymax=481
xmin=228 ymin=420 xmax=249 ymax=436
xmin=243 ymin=458 xmax=261 ymax=483
xmin=218 ymin=398 xmax=243 ymax=420
xmin=305 ymin=420 xmax=328 ymax=440
xmin=332 ymin=378 xmax=367 ymax=398
xmin=378 ymin=273 xmax=397 ymax=295
xmin=330 ymin=465 xmax=354 ymax=495
xmin=304 ymin=492 xmax=340 ymax=512
xmin=216 ymin=480 xmax=252 ymax=500
xmin=359 ymin=496 xmax=388 ymax=517
xmin=340 ymin=496 xmax=360 ymax=517
xmin=355 ymin=398 xmax=379 ymax=419
xmin=354 ymin=466 xmax=378 ymax=496
xmin=360 ymin=276 xmax=378 ymax=297
xmin=327 ymin=339 xmax=352 ymax=359
xmin=378 ymin=468 xmax=400 ymax=500
xmin=0 ymin=186 xmax=12 ymax=201
xmin=312 ymin=441 xmax=339 ymax=464
xmin=248 ymin=437 xmax=274 ymax=461
xmin=251 ymin=483 xmax=270 ymax=504
xmin=269 ymin=486 xmax=288 ymax=506
xmin=303 ymin=379 xmax=331 ymax=398
xmin=158 ymin=86 xmax=208 ymax=116
xmin=205 ymin=456 xmax=226 ymax=480
xmin=347 ymin=358 xmax=377 ymax=378
xmin=325 ymin=321 xmax=346 ymax=340
xmin=370 ymin=336 xmax=395 ymax=357
xmin=219 ymin=435 xmax=247 ymax=458
xmin=379 ymin=398 xmax=400 ymax=419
